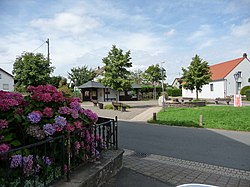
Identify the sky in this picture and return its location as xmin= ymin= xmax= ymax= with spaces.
xmin=0 ymin=0 xmax=250 ymax=84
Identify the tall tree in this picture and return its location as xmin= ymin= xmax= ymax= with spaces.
xmin=48 ymin=75 xmax=66 ymax=88
xmin=101 ymin=45 xmax=132 ymax=101
xmin=143 ymin=64 xmax=165 ymax=99
xmin=182 ymin=54 xmax=212 ymax=99
xmin=130 ymin=69 xmax=144 ymax=84
xmin=13 ymin=52 xmax=54 ymax=90
xmin=68 ymin=66 xmax=96 ymax=86
xmin=143 ymin=64 xmax=163 ymax=84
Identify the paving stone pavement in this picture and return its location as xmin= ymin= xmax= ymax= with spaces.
xmin=123 ymin=149 xmax=250 ymax=187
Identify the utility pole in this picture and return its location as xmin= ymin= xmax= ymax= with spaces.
xmin=161 ymin=62 xmax=166 ymax=111
xmin=46 ymin=38 xmax=50 ymax=63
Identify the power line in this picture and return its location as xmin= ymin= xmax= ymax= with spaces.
xmin=32 ymin=41 xmax=46 ymax=52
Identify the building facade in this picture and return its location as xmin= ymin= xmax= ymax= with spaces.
xmin=182 ymin=53 xmax=250 ymax=99
xmin=0 ymin=68 xmax=14 ymax=91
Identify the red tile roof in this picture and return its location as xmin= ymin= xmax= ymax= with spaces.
xmin=210 ymin=57 xmax=245 ymax=81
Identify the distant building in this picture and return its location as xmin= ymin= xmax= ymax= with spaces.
xmin=182 ymin=53 xmax=250 ymax=99
xmin=0 ymin=68 xmax=14 ymax=91
xmin=78 ymin=81 xmax=141 ymax=102
xmin=171 ymin=78 xmax=182 ymax=89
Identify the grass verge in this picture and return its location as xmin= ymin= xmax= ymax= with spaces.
xmin=148 ymin=106 xmax=250 ymax=131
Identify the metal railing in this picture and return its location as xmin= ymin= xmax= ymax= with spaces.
xmin=0 ymin=116 xmax=118 ymax=187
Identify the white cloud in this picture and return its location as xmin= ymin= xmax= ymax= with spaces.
xmin=187 ymin=24 xmax=211 ymax=41
xmin=231 ymin=19 xmax=250 ymax=37
xmin=31 ymin=12 xmax=101 ymax=35
xmin=164 ymin=29 xmax=175 ymax=37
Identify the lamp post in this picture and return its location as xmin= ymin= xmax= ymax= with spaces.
xmin=161 ymin=62 xmax=166 ymax=110
xmin=233 ymin=72 xmax=240 ymax=94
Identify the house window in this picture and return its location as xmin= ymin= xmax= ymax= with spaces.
xmin=248 ymin=78 xmax=250 ymax=83
xmin=191 ymin=90 xmax=193 ymax=93
xmin=210 ymin=84 xmax=214 ymax=91
xmin=3 ymin=84 xmax=9 ymax=90
xmin=0 ymin=74 xmax=1 ymax=79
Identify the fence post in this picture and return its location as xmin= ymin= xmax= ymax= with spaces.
xmin=67 ymin=132 xmax=71 ymax=182
xmin=153 ymin=113 xmax=157 ymax=121
xmin=115 ymin=116 xmax=118 ymax=150
xmin=200 ymin=114 xmax=203 ymax=127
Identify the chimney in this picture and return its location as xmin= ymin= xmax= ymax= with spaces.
xmin=243 ymin=53 xmax=247 ymax=58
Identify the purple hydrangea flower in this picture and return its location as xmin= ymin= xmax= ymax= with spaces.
xmin=27 ymin=111 xmax=41 ymax=123
xmin=69 ymin=101 xmax=81 ymax=111
xmin=23 ymin=155 xmax=34 ymax=176
xmin=42 ymin=156 xmax=52 ymax=166
xmin=43 ymin=124 xmax=56 ymax=136
xmin=58 ymin=106 xmax=72 ymax=115
xmin=82 ymin=109 xmax=98 ymax=123
xmin=10 ymin=155 xmax=22 ymax=168
xmin=71 ymin=110 xmax=79 ymax=119
xmin=54 ymin=116 xmax=67 ymax=127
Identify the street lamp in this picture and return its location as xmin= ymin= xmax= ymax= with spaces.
xmin=161 ymin=62 xmax=166 ymax=110
xmin=233 ymin=72 xmax=240 ymax=94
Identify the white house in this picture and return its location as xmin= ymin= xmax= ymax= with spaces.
xmin=182 ymin=53 xmax=250 ymax=99
xmin=0 ymin=68 xmax=14 ymax=91
xmin=171 ymin=78 xmax=181 ymax=89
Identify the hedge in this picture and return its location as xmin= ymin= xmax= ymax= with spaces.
xmin=240 ymin=86 xmax=250 ymax=95
xmin=246 ymin=90 xmax=250 ymax=101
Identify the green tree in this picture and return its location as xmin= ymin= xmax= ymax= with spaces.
xmin=101 ymin=45 xmax=132 ymax=101
xmin=130 ymin=69 xmax=144 ymax=84
xmin=143 ymin=64 xmax=165 ymax=99
xmin=143 ymin=64 xmax=162 ymax=84
xmin=12 ymin=52 xmax=54 ymax=90
xmin=48 ymin=75 xmax=66 ymax=88
xmin=182 ymin=54 xmax=211 ymax=99
xmin=68 ymin=66 xmax=96 ymax=86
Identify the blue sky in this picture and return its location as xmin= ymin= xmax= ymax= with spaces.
xmin=0 ymin=0 xmax=250 ymax=83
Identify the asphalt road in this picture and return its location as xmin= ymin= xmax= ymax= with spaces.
xmin=118 ymin=121 xmax=250 ymax=171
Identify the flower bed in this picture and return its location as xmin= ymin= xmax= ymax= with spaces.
xmin=0 ymin=85 xmax=106 ymax=186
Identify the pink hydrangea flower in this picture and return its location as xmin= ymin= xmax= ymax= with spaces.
xmin=0 ymin=143 xmax=10 ymax=153
xmin=43 ymin=107 xmax=54 ymax=118
xmin=0 ymin=119 xmax=8 ymax=129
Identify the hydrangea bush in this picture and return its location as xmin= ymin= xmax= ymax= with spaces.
xmin=0 ymin=85 xmax=101 ymax=184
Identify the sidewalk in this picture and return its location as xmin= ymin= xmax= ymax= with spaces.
xmin=103 ymin=149 xmax=250 ymax=187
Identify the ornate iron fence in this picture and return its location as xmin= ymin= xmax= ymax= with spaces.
xmin=0 ymin=116 xmax=118 ymax=187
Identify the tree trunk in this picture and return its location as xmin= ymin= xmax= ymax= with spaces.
xmin=196 ymin=88 xmax=198 ymax=100
xmin=116 ymin=91 xmax=119 ymax=102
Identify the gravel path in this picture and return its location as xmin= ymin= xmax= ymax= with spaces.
xmin=81 ymin=100 xmax=159 ymax=121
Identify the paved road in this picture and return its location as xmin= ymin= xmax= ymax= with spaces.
xmin=118 ymin=121 xmax=250 ymax=171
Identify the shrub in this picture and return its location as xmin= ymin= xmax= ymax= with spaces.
xmin=246 ymin=90 xmax=250 ymax=101
xmin=166 ymin=88 xmax=182 ymax=97
xmin=104 ymin=104 xmax=114 ymax=110
xmin=240 ymin=86 xmax=250 ymax=95
xmin=0 ymin=85 xmax=98 ymax=151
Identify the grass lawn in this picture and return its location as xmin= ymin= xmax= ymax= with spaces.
xmin=148 ymin=106 xmax=250 ymax=131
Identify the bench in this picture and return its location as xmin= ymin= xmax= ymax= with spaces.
xmin=215 ymin=98 xmax=231 ymax=105
xmin=91 ymin=99 xmax=98 ymax=107
xmin=181 ymin=97 xmax=193 ymax=102
xmin=112 ymin=102 xmax=127 ymax=112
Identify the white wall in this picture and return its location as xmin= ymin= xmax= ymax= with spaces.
xmin=225 ymin=58 xmax=250 ymax=96
xmin=182 ymin=58 xmax=250 ymax=99
xmin=182 ymin=80 xmax=225 ymax=99
xmin=0 ymin=69 xmax=14 ymax=91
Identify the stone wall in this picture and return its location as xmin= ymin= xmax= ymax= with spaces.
xmin=166 ymin=101 xmax=206 ymax=108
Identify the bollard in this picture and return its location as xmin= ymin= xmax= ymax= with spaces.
xmin=153 ymin=113 xmax=157 ymax=121
xmin=200 ymin=114 xmax=203 ymax=127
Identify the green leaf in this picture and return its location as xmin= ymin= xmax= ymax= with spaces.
xmin=10 ymin=140 xmax=22 ymax=146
